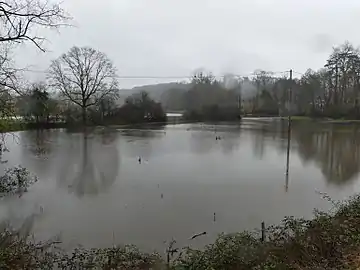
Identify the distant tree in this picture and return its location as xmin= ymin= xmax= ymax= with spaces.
xmin=28 ymin=82 xmax=50 ymax=124
xmin=48 ymin=46 xmax=119 ymax=124
xmin=0 ymin=87 xmax=15 ymax=132
xmin=182 ymin=71 xmax=241 ymax=121
xmin=191 ymin=71 xmax=216 ymax=85
xmin=88 ymin=95 xmax=116 ymax=124
xmin=283 ymin=42 xmax=360 ymax=118
xmin=297 ymin=69 xmax=323 ymax=114
xmin=325 ymin=42 xmax=360 ymax=113
xmin=98 ymin=96 xmax=116 ymax=118
xmin=250 ymin=70 xmax=276 ymax=113
xmin=113 ymin=91 xmax=166 ymax=124
xmin=184 ymin=71 xmax=239 ymax=112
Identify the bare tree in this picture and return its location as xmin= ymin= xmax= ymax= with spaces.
xmin=191 ymin=71 xmax=215 ymax=85
xmin=48 ymin=46 xmax=119 ymax=124
xmin=0 ymin=0 xmax=70 ymax=98
xmin=0 ymin=0 xmax=70 ymax=51
xmin=0 ymin=44 xmax=16 ymax=92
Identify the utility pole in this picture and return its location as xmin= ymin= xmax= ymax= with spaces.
xmin=335 ymin=64 xmax=338 ymax=105
xmin=285 ymin=69 xmax=292 ymax=182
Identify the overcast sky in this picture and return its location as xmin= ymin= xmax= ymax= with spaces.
xmin=13 ymin=0 xmax=360 ymax=88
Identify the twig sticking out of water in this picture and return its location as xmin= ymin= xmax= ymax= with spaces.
xmin=189 ymin=232 xmax=207 ymax=240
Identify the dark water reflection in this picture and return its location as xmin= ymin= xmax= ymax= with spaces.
xmin=56 ymin=131 xmax=119 ymax=197
xmin=1 ymin=121 xmax=360 ymax=252
xmin=251 ymin=121 xmax=360 ymax=186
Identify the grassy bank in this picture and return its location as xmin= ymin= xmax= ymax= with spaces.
xmin=0 ymin=120 xmax=68 ymax=133
xmin=1 ymin=195 xmax=360 ymax=269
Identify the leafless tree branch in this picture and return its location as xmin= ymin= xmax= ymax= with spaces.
xmin=48 ymin=46 xmax=119 ymax=124
xmin=0 ymin=0 xmax=71 ymax=51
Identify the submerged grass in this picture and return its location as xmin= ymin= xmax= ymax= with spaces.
xmin=2 ymin=194 xmax=360 ymax=269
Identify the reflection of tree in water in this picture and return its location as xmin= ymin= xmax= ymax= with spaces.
xmin=21 ymin=130 xmax=57 ymax=157
xmin=219 ymin=129 xmax=242 ymax=154
xmin=57 ymin=130 xmax=119 ymax=197
xmin=248 ymin=121 xmax=287 ymax=159
xmin=20 ymin=130 xmax=60 ymax=178
xmin=292 ymin=125 xmax=360 ymax=185
xmin=251 ymin=121 xmax=360 ymax=186
xmin=251 ymin=128 xmax=267 ymax=159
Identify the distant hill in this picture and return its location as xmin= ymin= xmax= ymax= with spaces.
xmin=116 ymin=82 xmax=191 ymax=107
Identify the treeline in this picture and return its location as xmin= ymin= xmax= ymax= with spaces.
xmin=241 ymin=41 xmax=360 ymax=118
xmin=161 ymin=41 xmax=360 ymax=119
xmin=1 ymin=46 xmax=167 ymax=131
xmin=3 ymin=84 xmax=166 ymax=130
xmin=164 ymin=72 xmax=242 ymax=122
xmin=2 ymin=14 xmax=360 ymax=130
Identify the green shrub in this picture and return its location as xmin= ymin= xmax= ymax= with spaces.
xmin=0 ymin=166 xmax=38 ymax=197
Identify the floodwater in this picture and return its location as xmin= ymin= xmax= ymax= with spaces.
xmin=1 ymin=119 xmax=360 ymax=253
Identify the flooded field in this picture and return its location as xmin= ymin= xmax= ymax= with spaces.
xmin=1 ymin=120 xmax=360 ymax=253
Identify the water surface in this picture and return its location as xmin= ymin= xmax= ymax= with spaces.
xmin=1 ymin=120 xmax=360 ymax=252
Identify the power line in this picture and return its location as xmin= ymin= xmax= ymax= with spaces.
xmin=21 ymin=69 xmax=291 ymax=79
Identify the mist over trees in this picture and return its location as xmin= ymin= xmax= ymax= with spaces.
xmin=153 ymin=41 xmax=360 ymax=120
xmin=182 ymin=71 xmax=241 ymax=121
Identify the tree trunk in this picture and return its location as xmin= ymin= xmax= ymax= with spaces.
xmin=82 ymin=107 xmax=87 ymax=125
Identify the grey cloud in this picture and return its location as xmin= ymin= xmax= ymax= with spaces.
xmin=11 ymin=0 xmax=360 ymax=88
